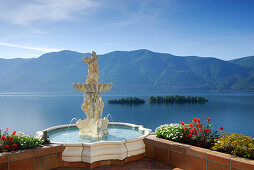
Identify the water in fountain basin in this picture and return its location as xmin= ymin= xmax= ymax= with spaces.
xmin=48 ymin=125 xmax=144 ymax=143
xmin=60 ymin=118 xmax=78 ymax=140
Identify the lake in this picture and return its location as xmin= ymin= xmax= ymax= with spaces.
xmin=0 ymin=92 xmax=254 ymax=137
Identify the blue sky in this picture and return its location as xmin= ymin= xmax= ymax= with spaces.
xmin=0 ymin=0 xmax=253 ymax=60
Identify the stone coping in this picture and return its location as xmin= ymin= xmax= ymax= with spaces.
xmin=145 ymin=135 xmax=254 ymax=170
xmin=36 ymin=122 xmax=152 ymax=146
xmin=0 ymin=144 xmax=64 ymax=170
xmin=36 ymin=122 xmax=152 ymax=163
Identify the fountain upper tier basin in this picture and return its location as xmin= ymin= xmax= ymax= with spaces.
xmin=72 ymin=83 xmax=113 ymax=93
xmin=37 ymin=122 xmax=151 ymax=163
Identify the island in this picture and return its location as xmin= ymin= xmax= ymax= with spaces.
xmin=108 ymin=97 xmax=146 ymax=104
xmin=148 ymin=95 xmax=208 ymax=104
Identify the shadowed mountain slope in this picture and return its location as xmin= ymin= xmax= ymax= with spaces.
xmin=0 ymin=49 xmax=253 ymax=93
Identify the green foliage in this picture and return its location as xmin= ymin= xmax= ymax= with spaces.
xmin=180 ymin=117 xmax=223 ymax=149
xmin=211 ymin=133 xmax=254 ymax=160
xmin=0 ymin=128 xmax=42 ymax=153
xmin=14 ymin=136 xmax=42 ymax=150
xmin=155 ymin=124 xmax=184 ymax=142
xmin=156 ymin=117 xmax=224 ymax=149
xmin=108 ymin=97 xmax=145 ymax=104
xmin=148 ymin=95 xmax=207 ymax=104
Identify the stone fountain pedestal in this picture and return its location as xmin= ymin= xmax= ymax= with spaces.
xmin=73 ymin=83 xmax=112 ymax=137
xmin=73 ymin=51 xmax=113 ymax=138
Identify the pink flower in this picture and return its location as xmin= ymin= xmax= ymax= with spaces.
xmin=190 ymin=129 xmax=193 ymax=133
xmin=206 ymin=117 xmax=210 ymax=122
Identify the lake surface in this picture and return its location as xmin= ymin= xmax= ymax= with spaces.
xmin=0 ymin=92 xmax=254 ymax=137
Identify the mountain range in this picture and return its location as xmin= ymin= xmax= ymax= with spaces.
xmin=0 ymin=49 xmax=254 ymax=94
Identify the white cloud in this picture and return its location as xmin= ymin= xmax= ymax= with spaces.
xmin=0 ymin=42 xmax=61 ymax=52
xmin=0 ymin=0 xmax=99 ymax=25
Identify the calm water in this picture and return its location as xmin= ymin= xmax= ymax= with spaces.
xmin=48 ymin=125 xmax=144 ymax=143
xmin=0 ymin=93 xmax=254 ymax=137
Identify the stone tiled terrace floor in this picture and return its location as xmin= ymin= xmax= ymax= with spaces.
xmin=54 ymin=157 xmax=181 ymax=170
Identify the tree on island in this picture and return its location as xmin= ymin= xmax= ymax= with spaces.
xmin=108 ymin=97 xmax=145 ymax=104
xmin=148 ymin=95 xmax=207 ymax=104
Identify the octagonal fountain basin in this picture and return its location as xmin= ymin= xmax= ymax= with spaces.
xmin=37 ymin=122 xmax=151 ymax=163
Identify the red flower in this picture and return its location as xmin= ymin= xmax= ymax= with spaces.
xmin=219 ymin=127 xmax=224 ymax=131
xmin=198 ymin=126 xmax=202 ymax=129
xmin=188 ymin=133 xmax=192 ymax=137
xmin=193 ymin=127 xmax=197 ymax=131
xmin=190 ymin=123 xmax=193 ymax=128
xmin=196 ymin=118 xmax=201 ymax=123
xmin=190 ymin=129 xmax=193 ymax=133
xmin=183 ymin=127 xmax=187 ymax=131
xmin=10 ymin=137 xmax=14 ymax=141
xmin=3 ymin=145 xmax=9 ymax=149
xmin=194 ymin=131 xmax=198 ymax=135
xmin=12 ymin=131 xmax=16 ymax=135
xmin=206 ymin=117 xmax=210 ymax=122
xmin=193 ymin=118 xmax=197 ymax=122
xmin=14 ymin=143 xmax=18 ymax=148
xmin=180 ymin=122 xmax=185 ymax=126
xmin=1 ymin=136 xmax=7 ymax=141
xmin=199 ymin=128 xmax=203 ymax=132
xmin=205 ymin=128 xmax=209 ymax=133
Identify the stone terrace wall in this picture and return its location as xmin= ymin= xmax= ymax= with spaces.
xmin=145 ymin=135 xmax=254 ymax=170
xmin=0 ymin=144 xmax=64 ymax=170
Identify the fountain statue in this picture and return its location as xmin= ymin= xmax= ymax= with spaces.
xmin=73 ymin=51 xmax=113 ymax=138
xmin=37 ymin=51 xmax=151 ymax=164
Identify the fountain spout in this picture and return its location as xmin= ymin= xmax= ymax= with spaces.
xmin=73 ymin=51 xmax=113 ymax=138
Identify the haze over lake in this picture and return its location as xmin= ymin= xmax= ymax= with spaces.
xmin=1 ymin=92 xmax=253 ymax=137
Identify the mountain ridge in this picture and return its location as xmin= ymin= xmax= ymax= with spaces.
xmin=0 ymin=49 xmax=253 ymax=94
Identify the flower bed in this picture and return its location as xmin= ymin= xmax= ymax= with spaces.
xmin=155 ymin=117 xmax=254 ymax=160
xmin=0 ymin=144 xmax=65 ymax=170
xmin=145 ymin=135 xmax=254 ymax=170
xmin=0 ymin=128 xmax=42 ymax=153
xmin=0 ymin=128 xmax=64 ymax=169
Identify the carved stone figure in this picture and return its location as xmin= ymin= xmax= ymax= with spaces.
xmin=83 ymin=51 xmax=99 ymax=83
xmin=73 ymin=51 xmax=113 ymax=138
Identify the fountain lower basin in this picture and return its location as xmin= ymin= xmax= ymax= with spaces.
xmin=37 ymin=122 xmax=151 ymax=163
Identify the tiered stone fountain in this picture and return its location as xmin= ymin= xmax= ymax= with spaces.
xmin=73 ymin=51 xmax=112 ymax=138
xmin=37 ymin=51 xmax=151 ymax=164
